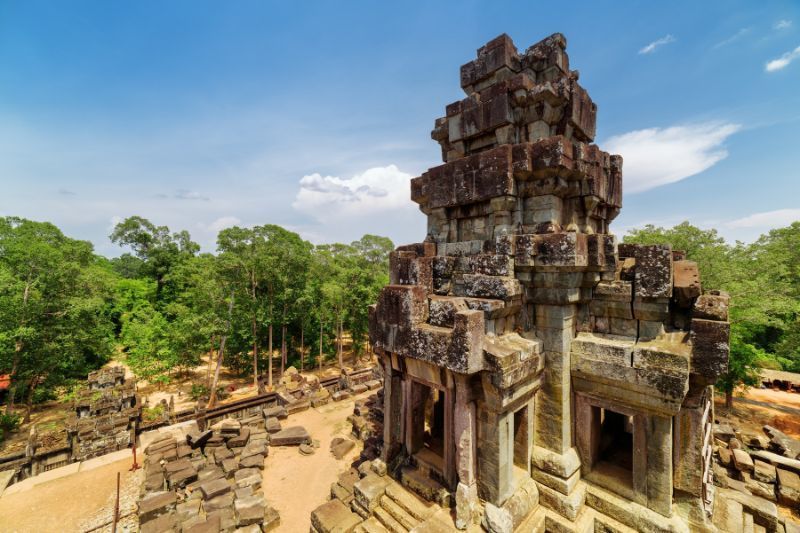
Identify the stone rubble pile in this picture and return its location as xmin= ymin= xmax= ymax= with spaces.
xmin=137 ymin=417 xmax=280 ymax=533
xmin=348 ymin=388 xmax=384 ymax=462
xmin=312 ymin=458 xmax=453 ymax=533
xmin=713 ymin=423 xmax=800 ymax=532
xmin=67 ymin=367 xmax=140 ymax=461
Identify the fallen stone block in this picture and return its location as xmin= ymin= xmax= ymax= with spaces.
xmin=140 ymin=513 xmax=177 ymax=533
xmin=354 ymin=474 xmax=391 ymax=512
xmin=332 ymin=390 xmax=350 ymax=402
xmin=239 ymin=453 xmax=265 ymax=469
xmin=263 ymin=504 xmax=281 ymax=531
xmin=138 ymin=490 xmax=177 ymax=523
xmin=200 ymin=477 xmax=231 ymax=500
xmin=235 ymin=494 xmax=266 ymax=527
xmin=228 ymin=427 xmax=251 ymax=448
xmin=311 ymin=499 xmax=361 ymax=533
xmin=183 ymin=512 xmax=220 ymax=533
xmin=263 ymin=406 xmax=288 ymax=420
xmin=330 ymin=437 xmax=355 ymax=460
xmin=351 ymin=384 xmax=368 ymax=395
xmin=203 ymin=491 xmax=234 ymax=513
xmin=299 ymin=443 xmax=315 ymax=455
xmin=265 ymin=417 xmax=282 ymax=434
xmin=270 ymin=426 xmax=311 ymax=446
xmin=733 ymin=449 xmax=755 ymax=472
xmin=777 ymin=468 xmax=800 ymax=507
xmin=754 ymin=460 xmax=777 ymax=484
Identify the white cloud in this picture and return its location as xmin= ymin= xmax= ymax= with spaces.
xmin=293 ymin=165 xmax=413 ymax=220
xmin=639 ymin=34 xmax=676 ymax=55
xmin=713 ymin=28 xmax=750 ymax=49
xmin=604 ymin=122 xmax=741 ymax=193
xmin=206 ymin=216 xmax=242 ymax=234
xmin=765 ymin=45 xmax=800 ymax=72
xmin=725 ymin=209 xmax=800 ymax=229
xmin=291 ymin=164 xmax=426 ymax=246
xmin=775 ymin=20 xmax=792 ymax=30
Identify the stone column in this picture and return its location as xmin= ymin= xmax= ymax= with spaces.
xmin=531 ymin=301 xmax=586 ymax=521
xmin=645 ymin=414 xmax=673 ymax=517
xmin=381 ymin=354 xmax=403 ymax=464
xmin=453 ymin=374 xmax=478 ymax=529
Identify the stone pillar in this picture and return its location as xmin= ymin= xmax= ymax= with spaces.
xmin=477 ymin=408 xmax=515 ymax=505
xmin=454 ymin=374 xmax=478 ymax=530
xmin=532 ymin=302 xmax=585 ymax=520
xmin=574 ymin=395 xmax=600 ymax=476
xmin=645 ymin=414 xmax=673 ymax=517
xmin=381 ymin=354 xmax=403 ymax=464
xmin=533 ymin=305 xmax=575 ymax=455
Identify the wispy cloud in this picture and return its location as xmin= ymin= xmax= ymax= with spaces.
xmin=726 ymin=209 xmax=800 ymax=229
xmin=604 ymin=122 xmax=741 ymax=193
xmin=765 ymin=45 xmax=800 ymax=72
xmin=58 ymin=188 xmax=76 ymax=196
xmin=206 ymin=216 xmax=242 ymax=234
xmin=292 ymin=165 xmax=424 ymax=245
xmin=775 ymin=20 xmax=792 ymax=30
xmin=713 ymin=28 xmax=750 ymax=49
xmin=639 ymin=34 xmax=676 ymax=55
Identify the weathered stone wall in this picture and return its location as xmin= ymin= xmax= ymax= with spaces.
xmin=365 ymin=32 xmax=731 ymax=532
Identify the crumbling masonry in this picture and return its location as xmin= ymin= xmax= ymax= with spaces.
xmin=368 ymin=33 xmax=730 ymax=532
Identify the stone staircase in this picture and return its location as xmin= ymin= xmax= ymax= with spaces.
xmin=400 ymin=461 xmax=453 ymax=508
xmin=354 ymin=481 xmax=436 ymax=533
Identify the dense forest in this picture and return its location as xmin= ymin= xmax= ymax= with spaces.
xmin=0 ymin=216 xmax=392 ymax=433
xmin=0 ymin=215 xmax=798 ymax=440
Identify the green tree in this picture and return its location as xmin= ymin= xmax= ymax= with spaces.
xmin=0 ymin=217 xmax=114 ymax=420
xmin=624 ymin=221 xmax=800 ymax=408
xmin=110 ymin=216 xmax=199 ymax=304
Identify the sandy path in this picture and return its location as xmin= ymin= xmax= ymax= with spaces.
xmin=262 ymin=396 xmax=365 ymax=533
xmin=0 ymin=458 xmax=138 ymax=533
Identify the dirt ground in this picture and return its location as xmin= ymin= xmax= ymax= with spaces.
xmin=262 ymin=394 xmax=365 ymax=533
xmin=0 ymin=456 xmax=140 ymax=533
xmin=715 ymin=386 xmax=800 ymax=438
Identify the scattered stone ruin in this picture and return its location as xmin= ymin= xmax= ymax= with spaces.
xmin=137 ymin=418 xmax=279 ymax=532
xmin=67 ymin=367 xmax=141 ymax=462
xmin=362 ymin=33 xmax=734 ymax=532
xmin=712 ymin=424 xmax=800 ymax=531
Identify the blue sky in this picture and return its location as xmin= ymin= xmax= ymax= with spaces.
xmin=1 ymin=0 xmax=799 ymax=256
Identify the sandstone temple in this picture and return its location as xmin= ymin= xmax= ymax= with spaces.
xmin=366 ymin=33 xmax=731 ymax=532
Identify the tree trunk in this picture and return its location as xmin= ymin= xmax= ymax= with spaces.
xmin=725 ymin=389 xmax=733 ymax=411
xmin=24 ymin=378 xmax=37 ymax=424
xmin=319 ymin=320 xmax=323 ymax=373
xmin=300 ymin=324 xmax=304 ymax=372
xmin=281 ymin=324 xmax=286 ymax=375
xmin=205 ymin=336 xmax=215 ymax=389
xmin=337 ymin=317 xmax=343 ymax=371
xmin=207 ymin=336 xmax=227 ymax=408
xmin=268 ymin=323 xmax=273 ymax=390
xmin=252 ymin=317 xmax=259 ymax=391
xmin=208 ymin=291 xmax=235 ymax=408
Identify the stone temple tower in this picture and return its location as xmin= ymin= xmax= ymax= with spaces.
xmin=369 ymin=33 xmax=730 ymax=531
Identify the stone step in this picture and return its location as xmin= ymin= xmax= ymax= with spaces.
xmin=409 ymin=508 xmax=457 ymax=533
xmin=384 ymin=482 xmax=435 ymax=522
xmin=543 ymin=507 xmax=594 ymax=533
xmin=373 ymin=506 xmax=408 ymax=533
xmin=380 ymin=494 xmax=419 ymax=530
xmin=585 ymin=483 xmax=688 ymax=532
xmin=355 ymin=516 xmax=390 ymax=533
xmin=400 ymin=466 xmax=450 ymax=507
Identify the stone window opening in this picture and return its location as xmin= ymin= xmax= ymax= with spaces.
xmin=423 ymin=388 xmax=445 ymax=460
xmin=594 ymin=407 xmax=634 ymax=494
